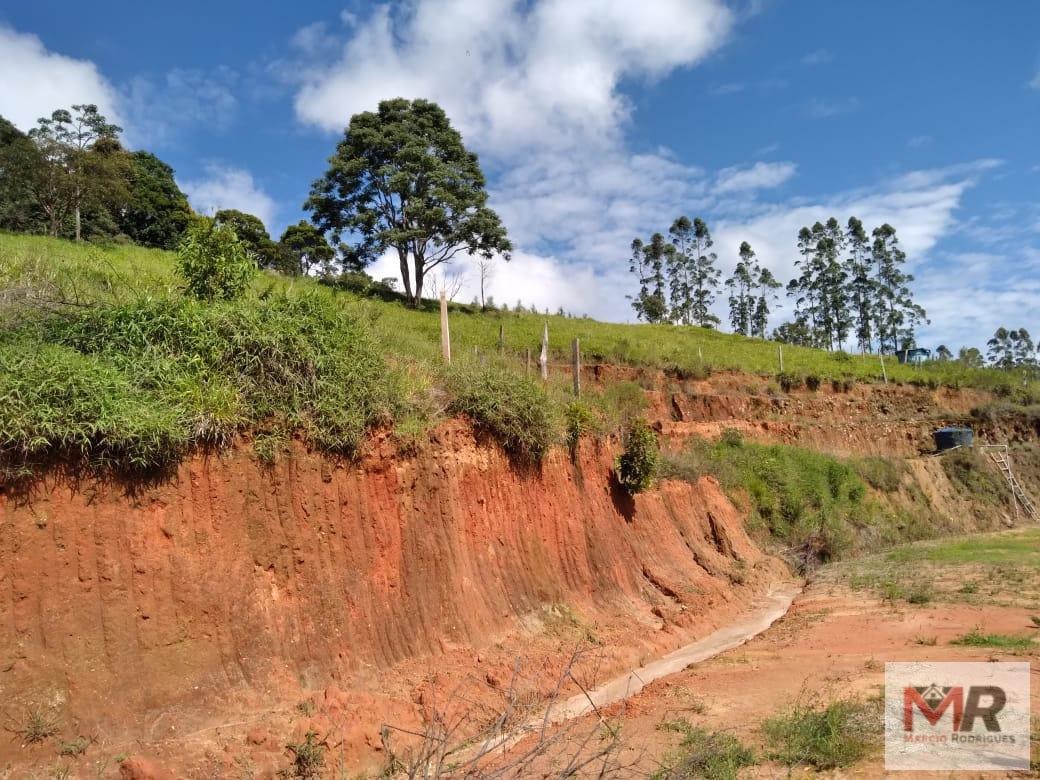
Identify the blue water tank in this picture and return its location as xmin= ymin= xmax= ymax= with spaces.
xmin=934 ymin=426 xmax=973 ymax=451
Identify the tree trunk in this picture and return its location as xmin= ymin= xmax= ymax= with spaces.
xmin=412 ymin=255 xmax=425 ymax=308
xmin=397 ymin=246 xmax=414 ymax=305
xmin=75 ymin=206 xmax=81 ymax=242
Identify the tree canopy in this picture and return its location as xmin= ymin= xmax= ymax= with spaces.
xmin=117 ymin=151 xmax=192 ymax=249
xmin=306 ymin=98 xmax=511 ymax=306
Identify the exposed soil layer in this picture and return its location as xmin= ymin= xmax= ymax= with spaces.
xmin=0 ymin=420 xmax=784 ymax=777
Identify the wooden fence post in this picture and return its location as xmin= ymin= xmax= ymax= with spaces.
xmin=778 ymin=345 xmax=784 ymax=373
xmin=879 ymin=352 xmax=888 ymax=384
xmin=571 ymin=337 xmax=581 ymax=397
xmin=439 ymin=290 xmax=451 ymax=364
xmin=498 ymin=324 xmax=504 ymax=355
xmin=539 ymin=322 xmax=549 ymax=381
xmin=525 ymin=348 xmax=531 ymax=376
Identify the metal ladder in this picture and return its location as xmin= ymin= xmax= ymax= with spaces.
xmin=978 ymin=444 xmax=1039 ymax=523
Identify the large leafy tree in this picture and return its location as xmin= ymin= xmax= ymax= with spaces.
xmin=279 ymin=221 xmax=335 ymax=276
xmin=844 ymin=217 xmax=874 ymax=352
xmin=28 ymin=104 xmax=122 ymax=241
xmin=306 ymin=98 xmax=511 ymax=306
xmin=117 ymin=151 xmax=193 ymax=249
xmin=688 ymin=217 xmax=721 ymax=328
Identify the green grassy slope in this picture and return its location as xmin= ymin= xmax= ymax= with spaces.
xmin=0 ymin=232 xmax=1033 ymax=481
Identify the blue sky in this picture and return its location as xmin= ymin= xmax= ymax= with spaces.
xmin=1 ymin=0 xmax=1038 ymax=350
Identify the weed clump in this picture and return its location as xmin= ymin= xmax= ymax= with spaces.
xmin=764 ymin=699 xmax=880 ymax=770
xmin=653 ymin=720 xmax=755 ymax=780
xmin=661 ymin=436 xmax=866 ymax=564
xmin=285 ymin=730 xmax=326 ymax=778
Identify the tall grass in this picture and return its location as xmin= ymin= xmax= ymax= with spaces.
xmin=658 ymin=431 xmax=928 ymax=563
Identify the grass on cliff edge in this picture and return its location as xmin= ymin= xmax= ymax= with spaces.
xmin=660 ymin=432 xmax=936 ymax=563
xmin=0 ymin=232 xmax=1034 ymax=479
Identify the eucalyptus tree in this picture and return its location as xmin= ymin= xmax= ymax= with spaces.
xmin=688 ymin=217 xmax=721 ymax=327
xmin=844 ymin=217 xmax=875 ymax=351
xmin=306 ymin=98 xmax=511 ymax=307
xmin=628 ymin=234 xmax=670 ymax=323
xmin=726 ymin=241 xmax=757 ymax=336
xmin=871 ymin=224 xmax=927 ymax=352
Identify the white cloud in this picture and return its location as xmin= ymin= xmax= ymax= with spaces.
xmin=179 ymin=165 xmax=278 ymax=231
xmin=292 ymin=0 xmax=734 ymax=156
xmin=801 ymin=49 xmax=833 ymax=67
xmin=1029 ymin=71 xmax=1040 ymax=90
xmin=0 ymin=25 xmax=123 ymax=132
xmin=715 ymin=161 xmax=797 ymax=194
xmin=122 ymin=67 xmax=239 ymax=146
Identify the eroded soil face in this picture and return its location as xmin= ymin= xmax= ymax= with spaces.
xmin=0 ymin=422 xmax=784 ymax=778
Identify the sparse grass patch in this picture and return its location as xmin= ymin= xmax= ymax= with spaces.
xmin=58 ymin=736 xmax=90 ymax=756
xmin=652 ymin=719 xmax=755 ymax=780
xmin=950 ymin=629 xmax=1035 ymax=650
xmin=18 ymin=707 xmax=59 ymax=744
xmin=763 ymin=698 xmax=880 ymax=770
xmin=284 ymin=730 xmax=325 ymax=779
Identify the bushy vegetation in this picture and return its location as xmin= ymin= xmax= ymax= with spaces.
xmin=175 ymin=217 xmax=255 ymax=300
xmin=614 ymin=418 xmax=660 ymax=493
xmin=763 ymin=699 xmax=880 ymax=770
xmin=661 ymin=432 xmax=881 ymax=563
xmin=448 ymin=362 xmax=556 ymax=464
xmin=0 ymin=281 xmax=396 ymax=478
xmin=652 ymin=720 xmax=756 ymax=780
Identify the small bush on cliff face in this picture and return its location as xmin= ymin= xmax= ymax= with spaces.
xmin=449 ymin=364 xmax=555 ymax=464
xmin=615 ymin=418 xmax=659 ymax=494
xmin=285 ymin=730 xmax=325 ymax=778
xmin=564 ymin=400 xmax=596 ymax=452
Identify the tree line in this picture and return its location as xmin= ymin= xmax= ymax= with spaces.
xmin=0 ymin=104 xmax=334 ymax=277
xmin=629 ymin=215 xmax=929 ymax=355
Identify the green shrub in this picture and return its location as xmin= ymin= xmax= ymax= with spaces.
xmin=564 ymin=400 xmax=597 ymax=452
xmin=777 ymin=372 xmax=802 ymax=393
xmin=176 ymin=217 xmax=256 ymax=301
xmin=764 ymin=699 xmax=879 ymax=770
xmin=449 ymin=364 xmax=555 ymax=463
xmin=805 ymin=374 xmax=822 ymax=392
xmin=615 ymin=418 xmax=659 ymax=494
xmin=653 ymin=720 xmax=756 ymax=780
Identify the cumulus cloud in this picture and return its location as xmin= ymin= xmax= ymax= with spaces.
xmin=179 ymin=166 xmax=278 ymax=231
xmin=0 ymin=25 xmax=123 ymax=132
xmin=285 ymin=1 xmax=998 ymax=339
xmin=715 ymin=161 xmax=797 ymax=194
xmin=292 ymin=0 xmax=734 ymax=155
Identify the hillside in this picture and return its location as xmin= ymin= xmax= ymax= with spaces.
xmin=2 ymin=233 xmax=1035 ymax=482
xmin=2 ymin=234 xmax=1040 ymax=777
